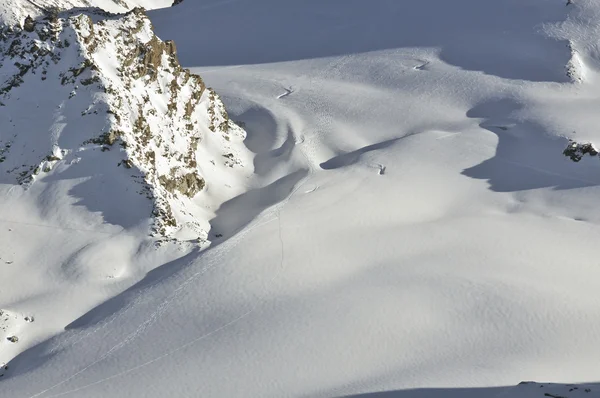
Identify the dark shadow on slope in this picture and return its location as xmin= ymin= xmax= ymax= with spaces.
xmin=235 ymin=106 xmax=279 ymax=155
xmin=150 ymin=0 xmax=572 ymax=82
xmin=209 ymin=169 xmax=308 ymax=239
xmin=336 ymin=382 xmax=600 ymax=397
xmin=61 ymin=176 xmax=310 ymax=331
xmin=0 ymin=246 xmax=200 ymax=382
xmin=231 ymin=106 xmax=296 ymax=176
xmin=320 ymin=138 xmax=400 ymax=170
xmin=254 ymin=127 xmax=296 ymax=176
xmin=39 ymin=147 xmax=153 ymax=230
xmin=0 ymin=11 xmax=152 ymax=229
xmin=2 ymin=171 xmax=309 ymax=382
xmin=462 ymin=99 xmax=600 ymax=192
xmin=65 ymin=249 xmax=199 ymax=330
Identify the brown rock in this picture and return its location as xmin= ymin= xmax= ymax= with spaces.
xmin=23 ymin=16 xmax=35 ymax=32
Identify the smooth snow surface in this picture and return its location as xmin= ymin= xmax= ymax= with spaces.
xmin=2 ymin=0 xmax=600 ymax=397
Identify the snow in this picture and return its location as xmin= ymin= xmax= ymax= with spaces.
xmin=2 ymin=0 xmax=600 ymax=397
xmin=0 ymin=0 xmax=172 ymax=26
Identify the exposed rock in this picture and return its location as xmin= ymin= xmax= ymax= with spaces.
xmin=159 ymin=173 xmax=205 ymax=197
xmin=23 ymin=15 xmax=35 ymax=32
xmin=0 ymin=6 xmax=247 ymax=237
xmin=563 ymin=140 xmax=598 ymax=162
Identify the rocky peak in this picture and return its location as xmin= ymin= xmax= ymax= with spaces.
xmin=0 ymin=1 xmax=173 ymax=28
xmin=0 ymin=5 xmax=250 ymax=238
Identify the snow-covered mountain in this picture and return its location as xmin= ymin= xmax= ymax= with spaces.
xmin=0 ymin=4 xmax=250 ymax=238
xmin=2 ymin=0 xmax=600 ymax=397
xmin=0 ymin=0 xmax=252 ymax=386
xmin=0 ymin=0 xmax=172 ymax=26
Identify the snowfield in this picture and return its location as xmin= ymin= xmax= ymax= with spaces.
xmin=1 ymin=0 xmax=600 ymax=397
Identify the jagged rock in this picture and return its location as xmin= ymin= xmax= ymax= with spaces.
xmin=6 ymin=336 xmax=18 ymax=343
xmin=159 ymin=173 xmax=205 ymax=197
xmin=563 ymin=140 xmax=599 ymax=162
xmin=172 ymin=0 xmax=184 ymax=6
xmin=0 ymin=6 xmax=248 ymax=237
xmin=23 ymin=15 xmax=35 ymax=32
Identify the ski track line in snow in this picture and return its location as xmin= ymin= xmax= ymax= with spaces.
xmin=43 ymin=189 xmax=300 ymax=357
xmin=25 ymin=215 xmax=280 ymax=398
xmin=27 ymin=131 xmax=314 ymax=398
xmin=43 ymin=218 xmax=283 ymax=354
xmin=26 ymin=216 xmax=278 ymax=398
xmin=39 ymin=212 xmax=288 ymax=398
xmin=43 ymin=216 xmax=281 ymax=357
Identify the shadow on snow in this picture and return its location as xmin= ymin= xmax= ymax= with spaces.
xmin=150 ymin=0 xmax=572 ymax=83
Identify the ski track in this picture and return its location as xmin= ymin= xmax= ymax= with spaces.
xmin=26 ymin=123 xmax=315 ymax=398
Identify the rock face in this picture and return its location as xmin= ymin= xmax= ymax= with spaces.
xmin=0 ymin=7 xmax=248 ymax=237
xmin=22 ymin=15 xmax=34 ymax=32
xmin=563 ymin=141 xmax=599 ymax=162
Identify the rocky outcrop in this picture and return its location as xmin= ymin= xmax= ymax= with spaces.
xmin=563 ymin=140 xmax=598 ymax=162
xmin=0 ymin=7 xmax=248 ymax=237
xmin=22 ymin=15 xmax=34 ymax=32
xmin=159 ymin=173 xmax=205 ymax=197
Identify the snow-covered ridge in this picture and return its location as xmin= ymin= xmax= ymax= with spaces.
xmin=0 ymin=0 xmax=172 ymax=27
xmin=0 ymin=6 xmax=249 ymax=237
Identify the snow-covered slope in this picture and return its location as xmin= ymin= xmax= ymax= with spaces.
xmin=3 ymin=0 xmax=600 ymax=397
